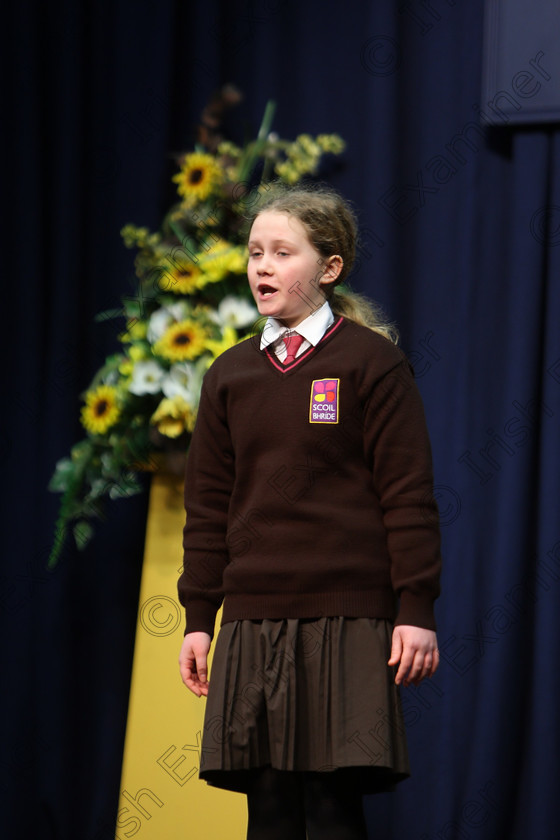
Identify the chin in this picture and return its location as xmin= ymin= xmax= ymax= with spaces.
xmin=259 ymin=306 xmax=284 ymax=320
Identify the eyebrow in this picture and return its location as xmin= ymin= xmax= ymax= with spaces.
xmin=248 ymin=238 xmax=296 ymax=248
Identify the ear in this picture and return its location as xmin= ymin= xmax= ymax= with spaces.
xmin=319 ymin=255 xmax=343 ymax=288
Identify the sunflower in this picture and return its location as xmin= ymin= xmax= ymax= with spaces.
xmin=81 ymin=385 xmax=121 ymax=435
xmin=161 ymin=257 xmax=205 ymax=295
xmin=151 ymin=395 xmax=196 ymax=438
xmin=153 ymin=319 xmax=208 ymax=362
xmin=172 ymin=152 xmax=222 ymax=203
xmin=198 ymin=244 xmax=248 ymax=283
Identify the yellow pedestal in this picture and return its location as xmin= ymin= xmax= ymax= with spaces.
xmin=116 ymin=473 xmax=247 ymax=839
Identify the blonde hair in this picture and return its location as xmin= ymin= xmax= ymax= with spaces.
xmin=247 ymin=183 xmax=399 ymax=344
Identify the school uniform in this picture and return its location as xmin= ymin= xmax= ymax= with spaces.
xmin=178 ymin=302 xmax=441 ymax=793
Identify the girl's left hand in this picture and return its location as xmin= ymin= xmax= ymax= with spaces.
xmin=388 ymin=625 xmax=439 ymax=686
xmin=179 ymin=631 xmax=212 ymax=696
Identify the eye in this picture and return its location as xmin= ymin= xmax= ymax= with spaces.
xmin=249 ymin=250 xmax=262 ymax=258
xmin=277 ymin=251 xmax=289 ymax=257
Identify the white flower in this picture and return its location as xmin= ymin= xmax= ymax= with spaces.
xmin=166 ymin=301 xmax=189 ymax=322
xmin=128 ymin=360 xmax=166 ymax=395
xmin=161 ymin=362 xmax=204 ymax=405
xmin=147 ymin=309 xmax=173 ymax=343
xmin=213 ymin=296 xmax=258 ymax=329
xmin=147 ymin=303 xmax=189 ymax=343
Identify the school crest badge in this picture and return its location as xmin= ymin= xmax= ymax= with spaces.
xmin=309 ymin=379 xmax=339 ymax=424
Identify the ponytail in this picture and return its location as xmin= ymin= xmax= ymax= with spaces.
xmin=329 ymin=286 xmax=399 ymax=344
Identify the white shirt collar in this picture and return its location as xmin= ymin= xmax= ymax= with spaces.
xmin=260 ymin=301 xmax=334 ymax=350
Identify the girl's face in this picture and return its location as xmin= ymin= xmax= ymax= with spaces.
xmin=247 ymin=211 xmax=340 ymax=328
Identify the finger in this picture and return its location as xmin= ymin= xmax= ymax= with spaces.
xmin=420 ymin=645 xmax=440 ymax=682
xmin=179 ymin=657 xmax=188 ymax=685
xmin=409 ymin=648 xmax=439 ymax=685
xmin=394 ymin=647 xmax=414 ymax=685
xmin=186 ymin=678 xmax=203 ymax=697
xmin=182 ymin=665 xmax=197 ymax=691
xmin=430 ymin=647 xmax=440 ymax=677
xmin=184 ymin=666 xmax=207 ymax=697
xmin=408 ymin=651 xmax=433 ymax=686
xmin=179 ymin=654 xmax=200 ymax=692
xmin=402 ymin=649 xmax=424 ymax=686
xmin=185 ymin=653 xmax=209 ymax=696
xmin=387 ymin=632 xmax=403 ymax=667
xmin=189 ymin=674 xmax=209 ymax=697
xmin=195 ymin=653 xmax=208 ymax=684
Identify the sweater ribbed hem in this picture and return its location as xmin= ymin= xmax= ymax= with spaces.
xmin=184 ymin=588 xmax=438 ymax=637
xmin=221 ymin=589 xmax=398 ymax=625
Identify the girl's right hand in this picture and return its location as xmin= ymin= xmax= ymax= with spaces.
xmin=179 ymin=632 xmax=212 ymax=696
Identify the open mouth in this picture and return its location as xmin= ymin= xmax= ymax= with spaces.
xmin=257 ymin=283 xmax=278 ymax=298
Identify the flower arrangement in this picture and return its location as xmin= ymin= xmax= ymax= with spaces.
xmin=48 ymin=89 xmax=345 ymax=565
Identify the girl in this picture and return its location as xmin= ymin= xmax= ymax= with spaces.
xmin=178 ymin=184 xmax=441 ymax=840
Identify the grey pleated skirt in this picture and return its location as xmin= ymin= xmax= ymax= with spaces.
xmin=199 ymin=617 xmax=410 ymax=794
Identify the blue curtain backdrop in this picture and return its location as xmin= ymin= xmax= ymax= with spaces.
xmin=3 ymin=0 xmax=559 ymax=838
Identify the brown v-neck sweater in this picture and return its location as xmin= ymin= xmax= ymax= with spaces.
xmin=178 ymin=317 xmax=441 ymax=637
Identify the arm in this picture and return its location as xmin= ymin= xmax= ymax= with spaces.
xmin=364 ymin=356 xmax=442 ymax=635
xmin=177 ymin=370 xmax=236 ymax=639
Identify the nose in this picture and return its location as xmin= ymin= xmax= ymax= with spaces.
xmin=257 ymin=255 xmax=272 ymax=275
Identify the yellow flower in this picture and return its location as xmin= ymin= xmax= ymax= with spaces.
xmin=172 ymin=152 xmax=222 ymax=203
xmin=216 ymin=140 xmax=242 ymax=159
xmin=119 ymin=319 xmax=147 ymax=343
xmin=151 ymin=395 xmax=196 ymax=438
xmin=274 ymin=160 xmax=301 ymax=184
xmin=296 ymin=133 xmax=321 ymax=156
xmin=129 ymin=345 xmax=147 ymax=362
xmin=274 ymin=133 xmax=342 ymax=185
xmin=201 ymin=237 xmax=230 ymax=255
xmin=119 ymin=360 xmax=134 ymax=376
xmin=154 ymin=319 xmax=208 ymax=362
xmin=121 ymin=224 xmax=149 ymax=248
xmin=205 ymin=326 xmax=238 ymax=359
xmin=198 ymin=243 xmax=248 ymax=283
xmin=81 ymin=385 xmax=121 ymax=435
xmin=161 ymin=257 xmax=205 ymax=295
xmin=317 ymin=134 xmax=345 ymax=154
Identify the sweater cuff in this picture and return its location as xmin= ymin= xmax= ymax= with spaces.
xmin=395 ymin=591 xmax=437 ymax=631
xmin=184 ymin=600 xmax=219 ymax=639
